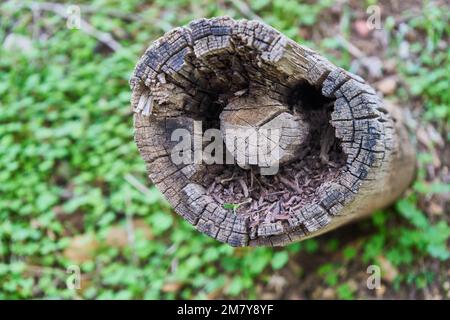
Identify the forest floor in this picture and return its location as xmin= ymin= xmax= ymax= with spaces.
xmin=0 ymin=0 xmax=448 ymax=299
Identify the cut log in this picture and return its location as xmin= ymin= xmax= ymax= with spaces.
xmin=130 ymin=17 xmax=416 ymax=247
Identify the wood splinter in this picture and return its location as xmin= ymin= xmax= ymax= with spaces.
xmin=130 ymin=17 xmax=416 ymax=247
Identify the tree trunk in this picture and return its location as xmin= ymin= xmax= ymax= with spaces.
xmin=130 ymin=17 xmax=416 ymax=247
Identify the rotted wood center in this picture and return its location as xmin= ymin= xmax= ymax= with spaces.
xmin=220 ymin=92 xmax=309 ymax=169
xmin=130 ymin=17 xmax=415 ymax=246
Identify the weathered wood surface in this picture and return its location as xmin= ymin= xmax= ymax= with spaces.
xmin=130 ymin=17 xmax=416 ymax=247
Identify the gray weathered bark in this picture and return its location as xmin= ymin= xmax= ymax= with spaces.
xmin=130 ymin=17 xmax=415 ymax=247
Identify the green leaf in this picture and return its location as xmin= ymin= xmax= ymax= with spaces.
xmin=395 ymin=199 xmax=429 ymax=229
xmin=343 ymin=246 xmax=357 ymax=261
xmin=226 ymin=276 xmax=245 ymax=296
xmin=149 ymin=211 xmax=173 ymax=234
xmin=336 ymin=283 xmax=355 ymax=300
xmin=271 ymin=251 xmax=289 ymax=270
xmin=223 ymin=203 xmax=239 ymax=210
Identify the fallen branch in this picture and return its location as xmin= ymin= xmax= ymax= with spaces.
xmin=130 ymin=17 xmax=416 ymax=247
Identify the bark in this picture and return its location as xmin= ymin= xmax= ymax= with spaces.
xmin=130 ymin=17 xmax=416 ymax=247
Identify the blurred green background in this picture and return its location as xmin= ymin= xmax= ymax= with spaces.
xmin=0 ymin=0 xmax=449 ymax=299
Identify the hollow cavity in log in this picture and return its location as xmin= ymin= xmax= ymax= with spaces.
xmin=130 ymin=17 xmax=416 ymax=247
